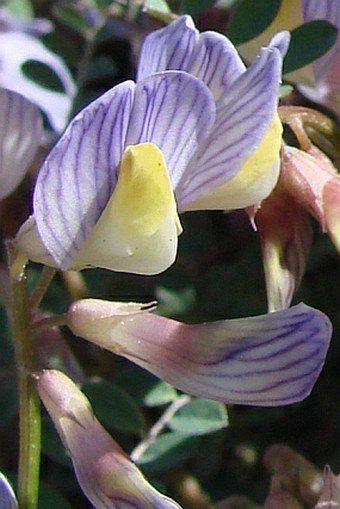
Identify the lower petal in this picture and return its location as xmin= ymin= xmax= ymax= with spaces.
xmin=74 ymin=143 xmax=182 ymax=275
xmin=68 ymin=300 xmax=331 ymax=407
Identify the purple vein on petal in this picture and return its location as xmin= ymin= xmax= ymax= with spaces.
xmin=177 ymin=47 xmax=282 ymax=207
xmin=187 ymin=32 xmax=245 ymax=100
xmin=106 ymin=304 xmax=331 ymax=406
xmin=126 ymin=71 xmax=216 ymax=189
xmin=0 ymin=89 xmax=42 ymax=199
xmin=34 ymin=82 xmax=134 ymax=268
xmin=137 ymin=16 xmax=198 ymax=80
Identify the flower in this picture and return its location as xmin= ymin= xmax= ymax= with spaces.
xmin=37 ymin=369 xmax=182 ymax=509
xmin=237 ymin=0 xmax=340 ymax=116
xmin=0 ymin=472 xmax=18 ymax=509
xmin=17 ymin=16 xmax=285 ymax=275
xmin=314 ymin=466 xmax=340 ymax=508
xmin=0 ymin=88 xmax=42 ymax=200
xmin=67 ymin=298 xmax=331 ymax=407
xmin=0 ymin=16 xmax=75 ymax=132
xmin=254 ymin=106 xmax=340 ymax=311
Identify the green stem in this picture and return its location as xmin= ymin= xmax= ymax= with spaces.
xmin=29 ymin=266 xmax=56 ymax=311
xmin=7 ymin=243 xmax=41 ymax=509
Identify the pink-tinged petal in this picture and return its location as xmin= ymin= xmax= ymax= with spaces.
xmin=0 ymin=89 xmax=42 ymax=199
xmin=315 ymin=466 xmax=340 ymax=508
xmin=264 ymin=481 xmax=304 ymax=509
xmin=68 ymin=300 xmax=331 ymax=407
xmin=280 ymin=146 xmax=340 ymax=236
xmin=125 ymin=71 xmax=216 ymax=189
xmin=0 ymin=473 xmax=17 ymax=509
xmin=323 ymin=179 xmax=340 ymax=252
xmin=33 ymin=81 xmax=134 ymax=269
xmin=37 ymin=369 xmax=183 ymax=509
xmin=0 ymin=32 xmax=75 ymax=132
xmin=137 ymin=16 xmax=198 ymax=81
xmin=255 ymin=181 xmax=313 ymax=311
xmin=177 ymin=47 xmax=283 ymax=208
xmin=263 ymin=444 xmax=323 ymax=507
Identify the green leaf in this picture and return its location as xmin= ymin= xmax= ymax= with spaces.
xmin=136 ymin=432 xmax=199 ymax=473
xmin=6 ymin=0 xmax=33 ymax=18
xmin=55 ymin=5 xmax=91 ymax=33
xmin=82 ymin=379 xmax=146 ymax=434
xmin=283 ymin=20 xmax=338 ymax=74
xmin=227 ymin=0 xmax=281 ymax=45
xmin=21 ymin=60 xmax=66 ymax=93
xmin=155 ymin=285 xmax=196 ymax=317
xmin=39 ymin=483 xmax=72 ymax=509
xmin=116 ymin=368 xmax=178 ymax=407
xmin=90 ymin=0 xmax=115 ymax=7
xmin=167 ymin=398 xmax=229 ymax=435
xmin=181 ymin=0 xmax=216 ymax=16
xmin=143 ymin=0 xmax=174 ymax=22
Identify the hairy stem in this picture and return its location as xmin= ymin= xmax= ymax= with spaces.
xmin=7 ymin=243 xmax=41 ymax=509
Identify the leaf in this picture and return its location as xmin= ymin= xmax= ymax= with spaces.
xmin=227 ymin=0 xmax=281 ymax=45
xmin=54 ymin=5 xmax=91 ymax=33
xmin=22 ymin=61 xmax=66 ymax=93
xmin=283 ymin=20 xmax=338 ymax=74
xmin=182 ymin=0 xmax=216 ymax=16
xmin=39 ymin=483 xmax=72 ymax=509
xmin=116 ymin=368 xmax=178 ymax=407
xmin=155 ymin=285 xmax=196 ymax=316
xmin=82 ymin=379 xmax=146 ymax=434
xmin=144 ymin=0 xmax=171 ymax=14
xmin=7 ymin=0 xmax=33 ymax=18
xmin=167 ymin=398 xmax=229 ymax=435
xmin=136 ymin=432 xmax=199 ymax=473
xmin=143 ymin=0 xmax=174 ymax=22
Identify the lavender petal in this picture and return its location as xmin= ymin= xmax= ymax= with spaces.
xmin=68 ymin=301 xmax=331 ymax=407
xmin=125 ymin=71 xmax=216 ymax=189
xmin=187 ymin=31 xmax=245 ymax=100
xmin=34 ymin=81 xmax=134 ymax=269
xmin=137 ymin=16 xmax=198 ymax=80
xmin=0 ymin=32 xmax=75 ymax=132
xmin=177 ymin=46 xmax=283 ymax=208
xmin=0 ymin=89 xmax=42 ymax=199
xmin=0 ymin=473 xmax=18 ymax=509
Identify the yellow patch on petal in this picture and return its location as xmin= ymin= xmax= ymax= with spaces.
xmin=186 ymin=114 xmax=283 ymax=211
xmin=73 ymin=142 xmax=182 ymax=274
xmin=115 ymin=143 xmax=178 ymax=237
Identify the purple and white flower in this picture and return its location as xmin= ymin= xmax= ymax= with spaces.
xmin=17 ymin=16 xmax=285 ymax=275
xmin=67 ymin=299 xmax=332 ymax=407
xmin=0 ymin=473 xmax=17 ymax=509
xmin=37 ymin=369 xmax=182 ymax=509
xmin=0 ymin=17 xmax=75 ymax=132
xmin=0 ymin=88 xmax=42 ymax=200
